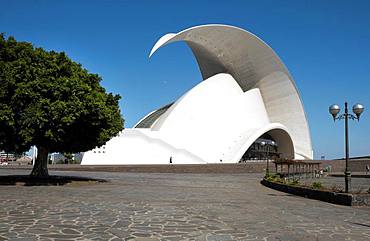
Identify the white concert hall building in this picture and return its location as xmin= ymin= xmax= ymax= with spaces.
xmin=81 ymin=24 xmax=313 ymax=165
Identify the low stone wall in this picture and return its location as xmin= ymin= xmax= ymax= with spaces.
xmin=1 ymin=163 xmax=268 ymax=173
xmin=261 ymin=179 xmax=370 ymax=206
xmin=53 ymin=163 xmax=269 ymax=173
xmin=349 ymin=159 xmax=370 ymax=172
xmin=320 ymin=160 xmax=345 ymax=172
xmin=321 ymin=159 xmax=370 ymax=172
xmin=3 ymin=159 xmax=369 ymax=174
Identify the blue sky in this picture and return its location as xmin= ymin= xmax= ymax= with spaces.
xmin=1 ymin=0 xmax=370 ymax=159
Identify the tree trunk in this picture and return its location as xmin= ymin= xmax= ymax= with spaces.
xmin=30 ymin=146 xmax=49 ymax=177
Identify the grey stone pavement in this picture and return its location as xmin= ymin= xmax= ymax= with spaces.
xmin=0 ymin=169 xmax=370 ymax=241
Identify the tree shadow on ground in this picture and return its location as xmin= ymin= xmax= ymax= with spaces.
xmin=0 ymin=175 xmax=107 ymax=186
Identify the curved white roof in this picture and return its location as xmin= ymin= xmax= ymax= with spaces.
xmin=150 ymin=24 xmax=312 ymax=159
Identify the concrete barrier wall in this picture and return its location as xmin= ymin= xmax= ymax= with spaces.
xmin=320 ymin=159 xmax=370 ymax=172
xmin=2 ymin=159 xmax=369 ymax=174
xmin=1 ymin=163 xmax=268 ymax=173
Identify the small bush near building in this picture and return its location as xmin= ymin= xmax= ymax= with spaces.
xmin=266 ymin=174 xmax=282 ymax=183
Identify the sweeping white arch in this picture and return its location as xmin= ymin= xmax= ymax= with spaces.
xmin=149 ymin=24 xmax=312 ymax=159
xmin=81 ymin=24 xmax=312 ymax=165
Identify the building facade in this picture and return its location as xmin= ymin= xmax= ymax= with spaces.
xmin=82 ymin=24 xmax=313 ymax=165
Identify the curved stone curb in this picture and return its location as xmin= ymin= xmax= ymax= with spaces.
xmin=261 ymin=178 xmax=370 ymax=206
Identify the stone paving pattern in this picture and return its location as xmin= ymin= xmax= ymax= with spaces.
xmin=0 ymin=169 xmax=369 ymax=241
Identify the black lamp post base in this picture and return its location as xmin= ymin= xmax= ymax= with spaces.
xmin=344 ymin=170 xmax=351 ymax=193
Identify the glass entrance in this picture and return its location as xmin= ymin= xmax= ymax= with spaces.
xmin=240 ymin=133 xmax=280 ymax=162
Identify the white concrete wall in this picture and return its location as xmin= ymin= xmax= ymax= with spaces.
xmin=257 ymin=72 xmax=312 ymax=159
xmin=81 ymin=24 xmax=310 ymax=165
xmin=152 ymin=73 xmax=271 ymax=163
xmin=82 ymin=73 xmax=294 ymax=165
xmin=82 ymin=129 xmax=205 ymax=165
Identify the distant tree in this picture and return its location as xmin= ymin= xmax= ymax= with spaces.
xmin=62 ymin=152 xmax=73 ymax=164
xmin=0 ymin=34 xmax=124 ymax=177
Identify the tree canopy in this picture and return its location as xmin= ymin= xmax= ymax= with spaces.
xmin=0 ymin=34 xmax=124 ymax=176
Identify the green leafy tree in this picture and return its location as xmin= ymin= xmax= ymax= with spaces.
xmin=62 ymin=152 xmax=73 ymax=164
xmin=0 ymin=34 xmax=124 ymax=177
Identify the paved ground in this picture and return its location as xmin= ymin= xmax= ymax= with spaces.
xmin=0 ymin=169 xmax=369 ymax=241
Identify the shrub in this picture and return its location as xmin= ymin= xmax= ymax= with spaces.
xmin=289 ymin=179 xmax=300 ymax=186
xmin=331 ymin=184 xmax=343 ymax=193
xmin=266 ymin=175 xmax=274 ymax=182
xmin=265 ymin=174 xmax=283 ymax=183
xmin=311 ymin=182 xmax=323 ymax=190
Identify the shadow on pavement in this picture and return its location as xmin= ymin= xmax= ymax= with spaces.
xmin=267 ymin=193 xmax=296 ymax=197
xmin=0 ymin=175 xmax=107 ymax=186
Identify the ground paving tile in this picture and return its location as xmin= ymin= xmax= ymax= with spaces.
xmin=0 ymin=169 xmax=369 ymax=240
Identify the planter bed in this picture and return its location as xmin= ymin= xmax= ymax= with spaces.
xmin=261 ymin=178 xmax=370 ymax=206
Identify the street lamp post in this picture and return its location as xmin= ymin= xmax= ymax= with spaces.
xmin=266 ymin=143 xmax=270 ymax=176
xmin=261 ymin=141 xmax=275 ymax=177
xmin=329 ymin=102 xmax=364 ymax=193
xmin=260 ymin=141 xmax=269 ymax=176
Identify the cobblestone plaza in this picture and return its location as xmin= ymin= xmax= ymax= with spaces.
xmin=0 ymin=169 xmax=369 ymax=241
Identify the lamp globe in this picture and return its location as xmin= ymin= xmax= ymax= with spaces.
xmin=352 ymin=103 xmax=364 ymax=120
xmin=329 ymin=104 xmax=340 ymax=120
